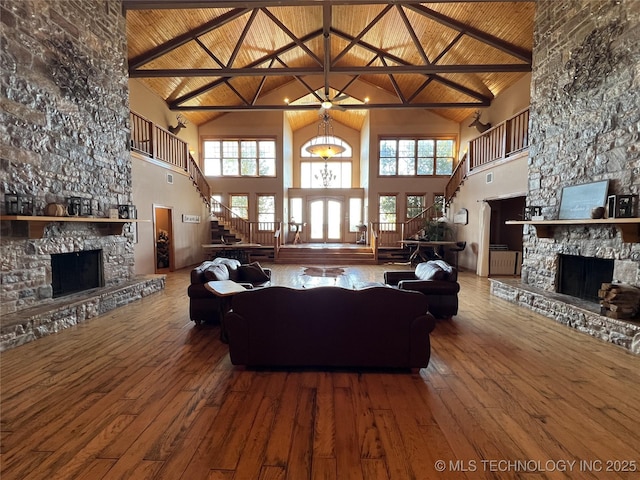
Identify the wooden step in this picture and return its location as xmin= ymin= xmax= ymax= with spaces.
xmin=276 ymin=245 xmax=376 ymax=265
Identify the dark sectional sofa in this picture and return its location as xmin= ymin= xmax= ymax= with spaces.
xmin=224 ymin=285 xmax=437 ymax=369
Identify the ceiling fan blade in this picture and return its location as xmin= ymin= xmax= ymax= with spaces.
xmin=332 ymin=94 xmax=350 ymax=102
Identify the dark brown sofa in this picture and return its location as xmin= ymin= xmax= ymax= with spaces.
xmin=384 ymin=260 xmax=460 ymax=319
xmin=188 ymin=258 xmax=271 ymax=324
xmin=224 ymin=285 xmax=436 ymax=369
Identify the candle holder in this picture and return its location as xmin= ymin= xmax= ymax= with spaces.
xmin=5 ymin=193 xmax=34 ymax=216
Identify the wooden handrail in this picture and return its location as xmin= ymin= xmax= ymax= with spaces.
xmin=445 ymin=152 xmax=467 ymax=202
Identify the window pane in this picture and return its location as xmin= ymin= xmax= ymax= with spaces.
xmin=231 ymin=195 xmax=248 ymax=219
xmin=349 ymin=198 xmax=362 ymax=232
xmin=204 ymin=158 xmax=221 ymax=176
xmin=417 ymin=157 xmax=434 ymax=175
xmin=241 ymin=141 xmax=257 ymax=158
xmin=204 ymin=141 xmax=221 ymax=158
xmin=259 ymin=158 xmax=276 ymax=176
xmin=301 ymin=163 xmax=311 ymax=188
xmin=241 ymin=158 xmax=257 ymax=176
xmin=259 ymin=140 xmax=275 ymax=158
xmin=417 ymin=139 xmax=434 ymax=157
xmin=222 ymin=141 xmax=238 ymax=158
xmin=380 ymin=139 xmax=397 ymax=157
xmin=407 ymin=195 xmax=424 ymax=218
xmin=290 ymin=198 xmax=302 ymax=223
xmin=379 ymin=195 xmax=396 ymax=230
xmin=223 ymin=158 xmax=238 ymax=175
xmin=436 ymin=157 xmax=453 ymax=175
xmin=436 ymin=139 xmax=454 ymax=157
xmin=340 ymin=163 xmax=351 ymax=188
xmin=398 ymin=156 xmax=415 ymax=175
xmin=379 ymin=157 xmax=397 ymax=175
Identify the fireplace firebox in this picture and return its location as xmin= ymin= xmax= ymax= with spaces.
xmin=557 ymin=254 xmax=614 ymax=303
xmin=51 ymin=250 xmax=104 ymax=298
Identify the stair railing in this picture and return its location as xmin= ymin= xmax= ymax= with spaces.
xmin=445 ymin=152 xmax=468 ymax=203
xmin=370 ymin=204 xmax=441 ymax=249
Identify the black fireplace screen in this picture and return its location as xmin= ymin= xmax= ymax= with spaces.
xmin=51 ymin=250 xmax=104 ymax=298
xmin=557 ymin=254 xmax=614 ymax=302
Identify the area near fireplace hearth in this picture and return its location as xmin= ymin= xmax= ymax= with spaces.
xmin=0 ymin=1 xmax=165 ymax=351
xmin=491 ymin=1 xmax=640 ymax=354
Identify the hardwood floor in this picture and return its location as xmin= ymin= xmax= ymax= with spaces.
xmin=1 ymin=264 xmax=639 ymax=480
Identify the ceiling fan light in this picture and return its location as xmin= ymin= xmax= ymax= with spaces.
xmin=321 ymin=100 xmax=333 ymax=110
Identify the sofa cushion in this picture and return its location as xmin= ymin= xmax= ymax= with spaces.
xmin=238 ymin=262 xmax=270 ymax=283
xmin=203 ymin=264 xmax=230 ymax=281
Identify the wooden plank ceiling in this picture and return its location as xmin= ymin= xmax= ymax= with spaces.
xmin=124 ymin=1 xmax=535 ymax=131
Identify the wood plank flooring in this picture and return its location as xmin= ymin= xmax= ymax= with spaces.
xmin=1 ymin=264 xmax=639 ymax=480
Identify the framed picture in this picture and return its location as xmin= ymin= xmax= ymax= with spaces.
xmin=558 ymin=180 xmax=609 ymax=220
xmin=607 ymin=195 xmax=635 ymax=218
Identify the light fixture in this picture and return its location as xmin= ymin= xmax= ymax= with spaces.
xmin=305 ymin=113 xmax=345 ymax=161
xmin=305 ymin=113 xmax=345 ymax=188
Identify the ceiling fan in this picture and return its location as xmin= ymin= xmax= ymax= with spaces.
xmin=292 ymin=89 xmax=350 ymax=113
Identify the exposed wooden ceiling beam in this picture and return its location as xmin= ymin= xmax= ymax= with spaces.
xmin=128 ymin=7 xmax=250 ymax=69
xmin=171 ymin=101 xmax=490 ymax=112
xmin=404 ymin=3 xmax=532 ymax=63
xmin=123 ymin=0 xmax=534 ymax=10
xmin=131 ymin=63 xmax=530 ymax=78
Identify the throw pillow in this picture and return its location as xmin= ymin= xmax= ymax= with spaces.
xmin=238 ymin=262 xmax=270 ymax=283
xmin=203 ymin=264 xmax=230 ymax=281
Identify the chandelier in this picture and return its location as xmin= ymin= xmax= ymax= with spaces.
xmin=306 ymin=113 xmax=345 ymax=188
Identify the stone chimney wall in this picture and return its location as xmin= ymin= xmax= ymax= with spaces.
xmin=523 ymin=0 xmax=640 ymax=292
xmin=0 ymin=0 xmax=133 ymax=315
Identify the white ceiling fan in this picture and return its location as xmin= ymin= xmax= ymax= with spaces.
xmin=291 ymin=89 xmax=350 ymax=113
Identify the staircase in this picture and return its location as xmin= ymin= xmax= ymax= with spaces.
xmin=276 ymin=244 xmax=377 ymax=265
xmin=209 ymin=220 xmax=243 ymax=244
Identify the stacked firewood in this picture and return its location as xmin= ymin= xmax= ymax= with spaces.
xmin=599 ymin=283 xmax=640 ymax=319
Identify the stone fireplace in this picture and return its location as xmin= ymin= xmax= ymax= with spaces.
xmin=0 ymin=1 xmax=164 ymax=351
xmin=557 ymin=254 xmax=613 ymax=302
xmin=490 ymin=0 xmax=640 ymax=354
xmin=51 ymin=249 xmax=104 ymax=298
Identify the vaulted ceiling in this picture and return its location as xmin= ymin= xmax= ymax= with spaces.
xmin=124 ymin=0 xmax=535 ymax=131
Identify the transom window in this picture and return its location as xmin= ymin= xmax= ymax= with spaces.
xmin=300 ymin=161 xmax=352 ymax=188
xmin=379 ymin=138 xmax=455 ymax=176
xmin=204 ymin=139 xmax=276 ymax=177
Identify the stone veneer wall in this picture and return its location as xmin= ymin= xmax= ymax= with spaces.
xmin=523 ymin=0 xmax=640 ymax=292
xmin=0 ymin=1 xmax=144 ymax=319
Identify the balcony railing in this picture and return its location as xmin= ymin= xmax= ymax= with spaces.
xmin=445 ymin=106 xmax=530 ymax=202
xmin=130 ymin=111 xmax=210 ymax=205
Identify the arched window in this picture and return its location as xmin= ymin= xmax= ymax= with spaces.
xmin=301 ymin=136 xmax=352 ymax=158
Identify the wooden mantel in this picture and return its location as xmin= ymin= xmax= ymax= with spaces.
xmin=0 ymin=215 xmax=149 ymax=239
xmin=505 ymin=218 xmax=640 ymax=243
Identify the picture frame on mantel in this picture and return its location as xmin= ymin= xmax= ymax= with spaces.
xmin=558 ymin=180 xmax=609 ymax=220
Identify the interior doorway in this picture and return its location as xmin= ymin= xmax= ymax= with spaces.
xmin=153 ymin=205 xmax=174 ymax=273
xmin=308 ymin=197 xmax=343 ymax=242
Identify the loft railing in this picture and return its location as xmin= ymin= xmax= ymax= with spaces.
xmin=130 ymin=111 xmax=210 ymax=205
xmin=210 ymin=198 xmax=278 ymax=246
xmin=469 ymin=107 xmax=530 ymax=170
xmin=445 ymin=107 xmax=530 ymax=203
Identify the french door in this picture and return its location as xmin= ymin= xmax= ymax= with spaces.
xmin=308 ymin=197 xmax=343 ymax=242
